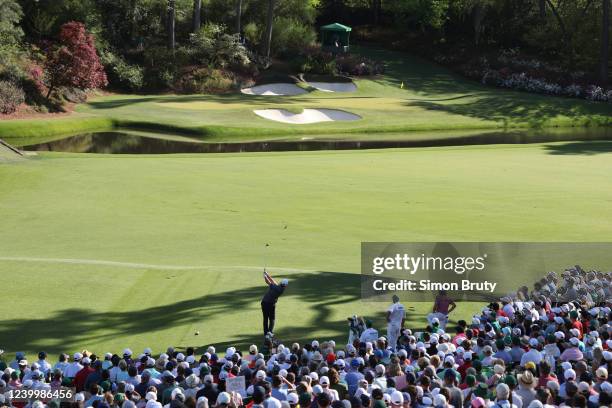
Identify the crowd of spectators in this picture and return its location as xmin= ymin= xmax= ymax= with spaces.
xmin=0 ymin=266 xmax=610 ymax=408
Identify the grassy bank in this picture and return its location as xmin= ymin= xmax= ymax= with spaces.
xmin=2 ymin=141 xmax=612 ymax=354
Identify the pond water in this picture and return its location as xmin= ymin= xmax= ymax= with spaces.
xmin=18 ymin=127 xmax=612 ymax=154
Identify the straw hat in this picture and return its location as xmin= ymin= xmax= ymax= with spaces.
xmin=518 ymin=371 xmax=535 ymax=388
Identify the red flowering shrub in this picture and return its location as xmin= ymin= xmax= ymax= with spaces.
xmin=44 ymin=21 xmax=107 ymax=99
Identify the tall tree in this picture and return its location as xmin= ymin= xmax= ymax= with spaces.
xmin=167 ymin=0 xmax=175 ymax=50
xmin=602 ymin=0 xmax=610 ymax=84
xmin=236 ymin=0 xmax=243 ymax=35
xmin=372 ymin=0 xmax=381 ymax=25
xmin=0 ymin=0 xmax=24 ymax=52
xmin=539 ymin=0 xmax=546 ymax=18
xmin=193 ymin=0 xmax=201 ymax=33
xmin=263 ymin=0 xmax=275 ymax=59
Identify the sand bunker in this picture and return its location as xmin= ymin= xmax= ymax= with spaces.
xmin=241 ymin=83 xmax=308 ymax=96
xmin=253 ymin=109 xmax=361 ymax=124
xmin=306 ymin=82 xmax=357 ymax=93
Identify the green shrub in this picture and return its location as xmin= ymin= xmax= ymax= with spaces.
xmin=0 ymin=80 xmax=25 ymax=114
xmin=188 ymin=24 xmax=250 ymax=70
xmin=295 ymin=46 xmax=336 ymax=75
xmin=100 ymin=50 xmax=144 ymax=91
xmin=271 ymin=17 xmax=316 ymax=58
xmin=243 ymin=22 xmax=260 ymax=47
xmin=176 ymin=68 xmax=236 ymax=94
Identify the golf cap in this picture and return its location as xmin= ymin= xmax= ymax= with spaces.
xmin=287 ymin=393 xmax=299 ymax=405
xmin=82 ymin=357 xmax=91 ymax=365
xmin=256 ymin=370 xmax=266 ymax=380
xmin=281 ymin=279 xmax=289 ymax=286
xmin=217 ymin=393 xmax=231 ymax=405
xmin=596 ymin=367 xmax=608 ymax=379
xmin=320 ymin=376 xmax=329 ymax=385
xmin=390 ymin=391 xmax=403 ymax=405
xmin=564 ymin=368 xmax=576 ymax=380
xmin=146 ymin=392 xmax=157 ymax=401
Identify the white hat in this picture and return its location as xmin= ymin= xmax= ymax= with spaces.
xmin=280 ymin=279 xmax=289 ymax=286
xmin=320 ymin=376 xmax=329 ymax=385
xmin=312 ymin=340 xmax=319 ymax=348
xmin=256 ymin=370 xmax=266 ymax=380
xmin=390 ymin=390 xmax=404 ymax=405
xmin=216 ymin=392 xmax=231 ymax=405
xmin=529 ymin=338 xmax=539 ymax=347
xmin=82 ymin=357 xmax=91 ymax=365
xmin=375 ymin=364 xmax=385 ymax=375
xmin=596 ymin=367 xmax=608 ymax=379
xmin=144 ymin=347 xmax=152 ymax=355
xmin=561 ymin=362 xmax=572 ymax=371
xmin=421 ymin=396 xmax=433 ymax=406
xmin=603 ymin=351 xmax=612 ymax=361
xmin=123 ymin=348 xmax=133 ymax=356
xmin=433 ymin=394 xmax=446 ymax=407
xmin=564 ymin=368 xmax=576 ymax=380
xmin=171 ymin=388 xmax=185 ymax=400
xmin=74 ymin=393 xmax=85 ymax=402
xmin=569 ymin=337 xmax=580 ymax=346
xmin=287 ymin=393 xmax=299 ymax=405
xmin=312 ymin=385 xmax=323 ymax=395
xmin=73 ymin=352 xmax=83 ymax=360
xmin=577 ymin=382 xmax=590 ymax=393
xmin=146 ymin=392 xmax=158 ymax=401
xmin=309 ymin=372 xmax=319 ymax=381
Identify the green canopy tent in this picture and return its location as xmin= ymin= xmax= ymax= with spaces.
xmin=320 ymin=23 xmax=351 ymax=53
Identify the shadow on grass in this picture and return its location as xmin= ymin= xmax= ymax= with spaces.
xmin=407 ymin=94 xmax=612 ymax=127
xmin=0 ymin=271 xmax=382 ymax=354
xmin=0 ymin=270 xmax=439 ymax=354
xmin=543 ymin=141 xmax=612 ymax=155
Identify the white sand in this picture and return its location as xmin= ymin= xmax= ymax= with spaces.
xmin=241 ymin=83 xmax=308 ymax=96
xmin=253 ymin=109 xmax=361 ymax=124
xmin=306 ymin=82 xmax=357 ymax=93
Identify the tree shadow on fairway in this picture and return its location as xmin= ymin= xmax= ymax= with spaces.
xmin=543 ymin=141 xmax=612 ymax=155
xmin=0 ymin=271 xmax=370 ymax=354
xmin=407 ymin=94 xmax=612 ymax=128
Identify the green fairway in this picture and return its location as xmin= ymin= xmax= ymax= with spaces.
xmin=2 ymin=47 xmax=612 ymax=142
xmin=2 ymin=141 xmax=612 ymax=355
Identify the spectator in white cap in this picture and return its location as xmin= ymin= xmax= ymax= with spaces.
xmin=63 ymin=353 xmax=83 ymax=379
xmin=386 ymin=295 xmax=405 ymax=351
xmin=495 ymin=383 xmax=518 ymax=407
xmin=520 ymin=338 xmax=543 ymax=367
xmin=560 ymin=337 xmax=583 ymax=361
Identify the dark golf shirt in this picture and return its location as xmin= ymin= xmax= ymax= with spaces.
xmin=262 ymin=284 xmax=284 ymax=304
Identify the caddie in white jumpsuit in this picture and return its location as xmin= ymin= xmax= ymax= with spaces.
xmin=386 ymin=295 xmax=405 ymax=351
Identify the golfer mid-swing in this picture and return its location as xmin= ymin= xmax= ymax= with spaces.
xmin=261 ymin=270 xmax=288 ymax=336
